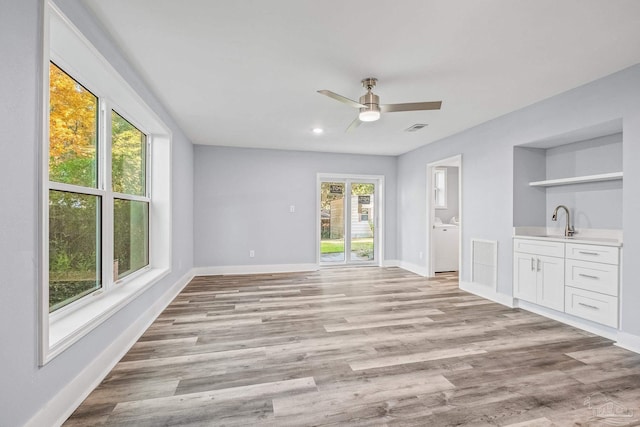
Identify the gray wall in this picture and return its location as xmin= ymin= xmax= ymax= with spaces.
xmin=435 ymin=166 xmax=459 ymax=223
xmin=545 ymin=134 xmax=623 ymax=230
xmin=0 ymin=2 xmax=194 ymax=426
xmin=513 ymin=147 xmax=547 ymax=227
xmin=194 ymin=146 xmax=397 ymax=266
xmin=397 ymin=63 xmax=640 ymax=338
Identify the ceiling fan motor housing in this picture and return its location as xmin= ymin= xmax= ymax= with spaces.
xmin=359 ymin=91 xmax=380 ymax=114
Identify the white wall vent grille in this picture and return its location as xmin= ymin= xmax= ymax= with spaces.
xmin=471 ymin=239 xmax=497 ymax=288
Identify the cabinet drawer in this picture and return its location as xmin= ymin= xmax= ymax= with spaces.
xmin=565 ymin=286 xmax=618 ymax=328
xmin=565 ymin=243 xmax=619 ymax=265
xmin=565 ymin=259 xmax=618 ymax=296
xmin=513 ymin=239 xmax=564 ymax=257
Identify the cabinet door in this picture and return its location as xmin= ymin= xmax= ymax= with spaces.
xmin=513 ymin=252 xmax=537 ymax=303
xmin=537 ymin=255 xmax=564 ymax=311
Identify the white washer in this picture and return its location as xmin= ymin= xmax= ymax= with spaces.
xmin=434 ymin=224 xmax=459 ymax=272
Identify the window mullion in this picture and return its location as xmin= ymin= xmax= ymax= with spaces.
xmin=101 ymin=99 xmax=114 ymax=291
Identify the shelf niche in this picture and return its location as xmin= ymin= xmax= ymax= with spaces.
xmin=513 ymin=119 xmax=623 ymax=230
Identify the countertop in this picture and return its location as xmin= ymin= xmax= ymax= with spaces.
xmin=513 ymin=234 xmax=622 ymax=247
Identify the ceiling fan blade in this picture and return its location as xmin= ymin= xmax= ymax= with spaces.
xmin=380 ymin=101 xmax=442 ymax=113
xmin=345 ymin=116 xmax=362 ymax=132
xmin=318 ymin=90 xmax=367 ymax=109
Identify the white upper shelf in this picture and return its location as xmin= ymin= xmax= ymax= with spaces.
xmin=529 ymin=172 xmax=623 ymax=187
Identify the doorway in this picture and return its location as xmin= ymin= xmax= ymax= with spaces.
xmin=317 ymin=174 xmax=383 ymax=266
xmin=427 ymin=155 xmax=462 ymax=276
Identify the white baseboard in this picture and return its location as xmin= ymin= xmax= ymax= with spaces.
xmin=616 ymin=331 xmax=640 ymax=354
xmin=26 ymin=269 xmax=195 ymax=427
xmin=459 ymin=281 xmax=515 ymax=308
xmin=398 ymin=261 xmax=428 ymax=277
xmin=382 ymin=259 xmax=400 ymax=268
xmin=193 ymin=263 xmax=319 ymax=276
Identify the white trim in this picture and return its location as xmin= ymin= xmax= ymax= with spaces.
xmin=193 ymin=263 xmax=319 ymax=276
xmin=459 ymin=280 xmax=515 ymax=308
xmin=399 ymin=261 xmax=428 ymax=277
xmin=47 ymin=268 xmax=169 ymax=361
xmin=39 ymin=2 xmax=52 ymax=366
xmin=26 ymin=269 xmax=194 ymax=427
xmin=382 ymin=259 xmax=400 ymax=268
xmin=616 ymin=331 xmax=640 ymax=354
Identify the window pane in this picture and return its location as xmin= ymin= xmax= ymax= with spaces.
xmin=49 ymin=63 xmax=98 ymax=188
xmin=320 ymin=182 xmax=345 ymax=262
xmin=114 ymin=199 xmax=149 ymax=280
xmin=49 ymin=190 xmax=101 ymax=311
xmin=112 ymin=111 xmax=146 ymax=196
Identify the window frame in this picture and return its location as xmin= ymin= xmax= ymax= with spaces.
xmin=433 ymin=167 xmax=448 ymax=210
xmin=40 ymin=2 xmax=172 ymax=364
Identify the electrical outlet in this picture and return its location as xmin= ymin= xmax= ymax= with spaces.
xmin=289 ymin=205 xmax=295 ymax=213
xmin=249 ymin=250 xmax=255 ymax=258
xmin=419 ymin=251 xmax=423 ymax=259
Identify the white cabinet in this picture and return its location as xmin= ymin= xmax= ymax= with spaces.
xmin=565 ymin=287 xmax=618 ymax=328
xmin=513 ymin=239 xmax=564 ymax=311
xmin=564 ymin=242 xmax=620 ymax=328
xmin=513 ymin=237 xmax=621 ymax=328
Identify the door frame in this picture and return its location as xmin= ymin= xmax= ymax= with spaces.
xmin=316 ymin=173 xmax=384 ymax=267
xmin=426 ymin=155 xmax=462 ymax=276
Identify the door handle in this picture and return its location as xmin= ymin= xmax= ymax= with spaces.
xmin=578 ymin=302 xmax=599 ymax=310
xmin=536 ymin=258 xmax=541 ymax=271
xmin=531 ymin=257 xmax=535 ymax=271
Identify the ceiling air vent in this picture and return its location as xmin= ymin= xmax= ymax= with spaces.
xmin=405 ymin=123 xmax=428 ymax=132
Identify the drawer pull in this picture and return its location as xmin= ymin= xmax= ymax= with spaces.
xmin=578 ymin=273 xmax=599 ymax=280
xmin=578 ymin=251 xmax=599 ymax=256
xmin=578 ymin=302 xmax=600 ymax=310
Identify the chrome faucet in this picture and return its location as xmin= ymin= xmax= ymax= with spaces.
xmin=552 ymin=205 xmax=574 ymax=237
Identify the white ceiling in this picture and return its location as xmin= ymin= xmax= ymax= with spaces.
xmin=81 ymin=0 xmax=640 ymax=156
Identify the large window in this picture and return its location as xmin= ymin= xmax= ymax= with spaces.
xmin=47 ymin=63 xmax=149 ymax=312
xmin=43 ymin=4 xmax=171 ymax=364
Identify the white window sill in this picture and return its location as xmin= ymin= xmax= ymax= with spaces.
xmin=46 ymin=267 xmax=170 ymax=362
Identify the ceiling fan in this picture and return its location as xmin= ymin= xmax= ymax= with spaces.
xmin=318 ymin=77 xmax=442 ymax=132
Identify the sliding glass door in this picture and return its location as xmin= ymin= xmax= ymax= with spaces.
xmin=319 ymin=177 xmax=379 ymax=265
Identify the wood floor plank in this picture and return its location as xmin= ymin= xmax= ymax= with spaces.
xmin=64 ymin=267 xmax=640 ymax=426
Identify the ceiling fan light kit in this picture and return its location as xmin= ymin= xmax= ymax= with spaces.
xmin=359 ymin=108 xmax=380 ymax=122
xmin=318 ymin=77 xmax=442 ymax=132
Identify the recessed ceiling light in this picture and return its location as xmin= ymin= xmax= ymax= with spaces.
xmin=312 ymin=128 xmax=324 ymax=134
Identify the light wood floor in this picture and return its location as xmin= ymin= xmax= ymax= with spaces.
xmin=65 ymin=267 xmax=640 ymax=426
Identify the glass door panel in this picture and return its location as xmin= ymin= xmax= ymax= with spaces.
xmin=320 ymin=182 xmax=345 ymax=263
xmin=350 ymin=183 xmax=375 ymax=262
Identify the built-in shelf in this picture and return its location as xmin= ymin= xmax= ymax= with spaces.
xmin=529 ymin=172 xmax=623 ymax=187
